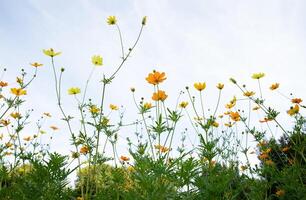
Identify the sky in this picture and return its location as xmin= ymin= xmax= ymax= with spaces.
xmin=1 ymin=0 xmax=306 ymax=171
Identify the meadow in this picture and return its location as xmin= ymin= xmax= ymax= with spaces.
xmin=0 ymin=16 xmax=305 ymax=200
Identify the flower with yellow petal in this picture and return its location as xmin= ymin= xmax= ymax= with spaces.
xmin=243 ymin=91 xmax=255 ymax=97
xmin=11 ymin=88 xmax=27 ymax=96
xmin=43 ymin=48 xmax=61 ymax=57
xmin=23 ymin=136 xmax=31 ymax=141
xmin=152 ymin=90 xmax=168 ymax=101
xmin=91 ymin=55 xmax=103 ymax=66
xmin=107 ymin=16 xmax=117 ymax=25
xmin=0 ymin=133 xmax=3 ymax=140
xmin=224 ymin=122 xmax=233 ymax=127
xmin=291 ymin=98 xmax=302 ymax=104
xmin=225 ymin=96 xmax=236 ymax=109
xmin=253 ymin=106 xmax=260 ymax=111
xmin=258 ymin=153 xmax=269 ymax=160
xmin=80 ymin=146 xmax=89 ymax=154
xmin=194 ymin=82 xmax=206 ymax=91
xmin=50 ymin=126 xmax=59 ymax=131
xmin=5 ymin=142 xmax=13 ymax=148
xmin=287 ymin=104 xmax=299 ymax=116
xmin=30 ymin=62 xmax=43 ymax=68
xmin=230 ymin=111 xmax=240 ymax=121
xmin=275 ymin=189 xmax=285 ymax=197
xmin=68 ymin=87 xmax=81 ymax=95
xmin=216 ymin=83 xmax=224 ymax=90
xmin=179 ymin=101 xmax=188 ymax=108
xmin=281 ymin=146 xmax=290 ymax=152
xmin=269 ymin=83 xmax=279 ymax=90
xmin=143 ymin=102 xmax=152 ymax=110
xmin=212 ymin=121 xmax=219 ymax=127
xmin=0 ymin=119 xmax=10 ymax=126
xmin=120 ymin=155 xmax=130 ymax=162
xmin=145 ymin=71 xmax=167 ymax=85
xmin=0 ymin=81 xmax=8 ymax=87
xmin=259 ymin=118 xmax=272 ymax=123
xmin=240 ymin=165 xmax=248 ymax=171
xmin=154 ymin=144 xmax=169 ymax=153
xmin=110 ymin=104 xmax=119 ymax=110
xmin=251 ymin=72 xmax=265 ymax=79
xmin=89 ymin=105 xmax=100 ymax=114
xmin=10 ymin=112 xmax=21 ymax=119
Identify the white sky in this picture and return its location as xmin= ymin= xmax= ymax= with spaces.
xmin=1 ymin=0 xmax=306 ymax=167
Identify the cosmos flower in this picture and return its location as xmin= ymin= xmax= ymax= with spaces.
xmin=251 ymin=73 xmax=265 ymax=79
xmin=145 ymin=71 xmax=167 ymax=85
xmin=91 ymin=55 xmax=103 ymax=66
xmin=179 ymin=101 xmax=188 ymax=108
xmin=216 ymin=83 xmax=224 ymax=90
xmin=120 ymin=156 xmax=130 ymax=162
xmin=110 ymin=104 xmax=119 ymax=110
xmin=68 ymin=87 xmax=81 ymax=95
xmin=243 ymin=91 xmax=255 ymax=97
xmin=11 ymin=88 xmax=27 ymax=96
xmin=43 ymin=48 xmax=61 ymax=57
xmin=107 ymin=16 xmax=117 ymax=25
xmin=194 ymin=82 xmax=206 ymax=91
xmin=30 ymin=62 xmax=43 ymax=68
xmin=152 ymin=90 xmax=168 ymax=101
xmin=269 ymin=83 xmax=279 ymax=90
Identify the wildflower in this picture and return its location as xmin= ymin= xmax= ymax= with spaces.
xmin=152 ymin=90 xmax=168 ymax=101
xmin=0 ymin=119 xmax=10 ymax=126
xmin=5 ymin=142 xmax=13 ymax=148
xmin=71 ymin=152 xmax=80 ymax=159
xmin=0 ymin=81 xmax=8 ymax=87
xmin=291 ymin=98 xmax=302 ymax=104
xmin=258 ymin=153 xmax=269 ymax=160
xmin=30 ymin=62 xmax=43 ymax=68
xmin=194 ymin=82 xmax=206 ymax=91
xmin=224 ymin=122 xmax=233 ymax=127
xmin=253 ymin=106 xmax=260 ymax=111
xmin=127 ymin=166 xmax=135 ymax=172
xmin=269 ymin=83 xmax=279 ymax=90
xmin=23 ymin=136 xmax=31 ymax=141
xmin=230 ymin=111 xmax=240 ymax=121
xmin=259 ymin=118 xmax=272 ymax=123
xmin=240 ymin=165 xmax=248 ymax=171
xmin=243 ymin=91 xmax=255 ymax=97
xmin=50 ymin=126 xmax=59 ymax=131
xmin=43 ymin=48 xmax=61 ymax=57
xmin=225 ymin=96 xmax=236 ymax=109
xmin=265 ymin=160 xmax=274 ymax=166
xmin=143 ymin=102 xmax=152 ymax=110
xmin=80 ymin=146 xmax=89 ymax=154
xmin=145 ymin=71 xmax=167 ymax=85
xmin=281 ymin=146 xmax=290 ymax=152
xmin=11 ymin=88 xmax=27 ymax=96
xmin=251 ymin=73 xmax=265 ymax=79
xmin=216 ymin=83 xmax=224 ymax=90
xmin=110 ymin=104 xmax=119 ymax=110
xmin=218 ymin=115 xmax=223 ymax=118
xmin=257 ymin=140 xmax=267 ymax=147
xmin=179 ymin=101 xmax=188 ymax=108
xmin=89 ymin=105 xmax=100 ymax=114
xmin=120 ymin=156 xmax=130 ymax=162
xmin=107 ymin=16 xmax=117 ymax=25
xmin=154 ymin=144 xmax=169 ymax=153
xmin=142 ymin=16 xmax=147 ymax=25
xmin=10 ymin=112 xmax=21 ymax=119
xmin=76 ymin=197 xmax=84 ymax=200
xmin=212 ymin=121 xmax=219 ymax=127
xmin=68 ymin=87 xmax=81 ymax=95
xmin=101 ymin=117 xmax=109 ymax=126
xmin=287 ymin=104 xmax=299 ymax=116
xmin=194 ymin=116 xmax=203 ymax=121
xmin=91 ymin=55 xmax=103 ymax=66
xmin=16 ymin=77 xmax=23 ymax=85
xmin=275 ymin=189 xmax=285 ymax=197
xmin=263 ymin=148 xmax=272 ymax=154
xmin=43 ymin=112 xmax=52 ymax=117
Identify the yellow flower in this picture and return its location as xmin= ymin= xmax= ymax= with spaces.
xmin=30 ymin=62 xmax=43 ymax=68
xmin=91 ymin=55 xmax=103 ymax=66
xmin=68 ymin=87 xmax=81 ymax=95
xmin=194 ymin=82 xmax=206 ymax=91
xmin=287 ymin=104 xmax=299 ymax=116
xmin=11 ymin=88 xmax=27 ymax=96
xmin=5 ymin=142 xmax=13 ymax=148
xmin=212 ymin=121 xmax=219 ymax=127
xmin=145 ymin=71 xmax=167 ymax=85
xmin=269 ymin=83 xmax=279 ymax=90
xmin=89 ymin=105 xmax=100 ymax=114
xmin=216 ymin=83 xmax=224 ymax=90
xmin=240 ymin=165 xmax=248 ymax=171
xmin=16 ymin=77 xmax=23 ymax=84
xmin=152 ymin=90 xmax=168 ymax=101
xmin=23 ymin=136 xmax=31 ymax=141
xmin=0 ymin=119 xmax=10 ymax=126
xmin=179 ymin=101 xmax=188 ymax=108
xmin=154 ymin=144 xmax=169 ymax=153
xmin=50 ymin=126 xmax=59 ymax=131
xmin=110 ymin=104 xmax=119 ymax=110
xmin=225 ymin=96 xmax=236 ymax=109
xmin=43 ymin=48 xmax=61 ymax=57
xmin=251 ymin=72 xmax=265 ymax=79
xmin=10 ymin=112 xmax=21 ymax=119
xmin=142 ymin=16 xmax=147 ymax=25
xmin=143 ymin=102 xmax=152 ymax=110
xmin=80 ymin=146 xmax=89 ymax=154
xmin=224 ymin=122 xmax=233 ymax=127
xmin=0 ymin=81 xmax=8 ymax=87
xmin=230 ymin=111 xmax=240 ymax=121
xmin=281 ymin=146 xmax=290 ymax=152
xmin=253 ymin=106 xmax=260 ymax=111
xmin=275 ymin=189 xmax=285 ymax=197
xmin=107 ymin=16 xmax=117 ymax=25
xmin=243 ymin=91 xmax=255 ymax=97
xmin=120 ymin=155 xmax=130 ymax=162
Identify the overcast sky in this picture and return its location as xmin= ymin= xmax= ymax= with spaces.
xmin=1 ymin=0 xmax=306 ymax=166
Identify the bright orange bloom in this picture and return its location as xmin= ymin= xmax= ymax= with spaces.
xmin=154 ymin=144 xmax=169 ymax=153
xmin=287 ymin=104 xmax=299 ymax=116
xmin=80 ymin=146 xmax=89 ymax=154
xmin=259 ymin=118 xmax=272 ymax=123
xmin=120 ymin=156 xmax=130 ymax=161
xmin=275 ymin=189 xmax=285 ymax=197
xmin=145 ymin=71 xmax=167 ymax=85
xmin=194 ymin=82 xmax=206 ymax=91
xmin=30 ymin=62 xmax=43 ymax=67
xmin=0 ymin=81 xmax=8 ymax=87
xmin=10 ymin=88 xmax=27 ymax=96
xmin=243 ymin=91 xmax=255 ymax=97
xmin=291 ymin=98 xmax=302 ymax=104
xmin=269 ymin=83 xmax=279 ymax=90
xmin=258 ymin=153 xmax=269 ymax=160
xmin=230 ymin=111 xmax=240 ymax=121
xmin=152 ymin=90 xmax=168 ymax=101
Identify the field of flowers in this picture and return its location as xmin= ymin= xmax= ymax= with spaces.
xmin=0 ymin=16 xmax=305 ymax=200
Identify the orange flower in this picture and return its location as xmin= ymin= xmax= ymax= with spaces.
xmin=225 ymin=96 xmax=236 ymax=109
xmin=10 ymin=88 xmax=27 ymax=96
xmin=230 ymin=111 xmax=240 ymax=121
xmin=243 ymin=91 xmax=255 ymax=97
xmin=30 ymin=62 xmax=43 ymax=68
xmin=143 ymin=102 xmax=152 ymax=110
xmin=10 ymin=112 xmax=21 ymax=119
xmin=275 ymin=189 xmax=285 ymax=197
xmin=145 ymin=71 xmax=167 ymax=85
xmin=120 ymin=156 xmax=130 ymax=162
xmin=23 ymin=136 xmax=31 ymax=141
xmin=269 ymin=83 xmax=279 ymax=90
xmin=194 ymin=82 xmax=206 ymax=91
xmin=5 ymin=142 xmax=13 ymax=148
xmin=0 ymin=81 xmax=8 ymax=87
xmin=152 ymin=90 xmax=168 ymax=101
xmin=212 ymin=121 xmax=219 ymax=127
xmin=258 ymin=153 xmax=269 ymax=160
xmin=281 ymin=146 xmax=290 ymax=152
xmin=50 ymin=126 xmax=59 ymax=131
xmin=287 ymin=104 xmax=299 ymax=116
xmin=0 ymin=119 xmax=10 ymax=126
xmin=291 ymin=98 xmax=302 ymax=104
xmin=80 ymin=146 xmax=89 ymax=154
xmin=259 ymin=118 xmax=272 ymax=123
xmin=216 ymin=83 xmax=224 ymax=90
xmin=154 ymin=144 xmax=169 ymax=153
